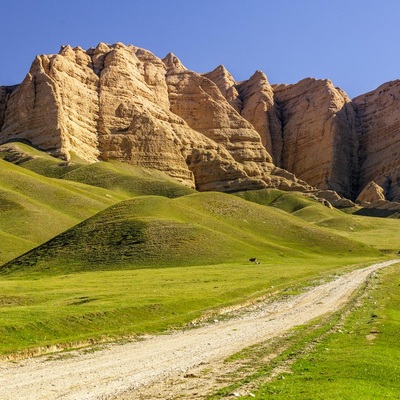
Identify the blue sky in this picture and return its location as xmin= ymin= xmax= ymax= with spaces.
xmin=1 ymin=0 xmax=399 ymax=98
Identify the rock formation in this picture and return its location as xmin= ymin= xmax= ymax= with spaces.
xmin=356 ymin=181 xmax=386 ymax=204
xmin=0 ymin=85 xmax=18 ymax=133
xmin=0 ymin=43 xmax=309 ymax=193
xmin=273 ymin=79 xmax=359 ymax=199
xmin=204 ymin=67 xmax=282 ymax=164
xmin=353 ymin=81 xmax=400 ymax=202
xmin=203 ymin=65 xmax=242 ymax=112
xmin=1 ymin=41 xmax=399 ymax=206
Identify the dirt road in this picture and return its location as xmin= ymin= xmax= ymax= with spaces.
xmin=0 ymin=260 xmax=397 ymax=400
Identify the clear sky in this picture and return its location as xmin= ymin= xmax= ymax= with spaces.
xmin=1 ymin=0 xmax=399 ymax=98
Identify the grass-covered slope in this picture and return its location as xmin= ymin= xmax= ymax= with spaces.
xmin=0 ymin=148 xmax=392 ymax=357
xmin=0 ymin=142 xmax=193 ymax=264
xmin=0 ymin=142 xmax=85 ymax=178
xmin=0 ymin=142 xmax=194 ymax=198
xmin=241 ymin=263 xmax=400 ymax=400
xmin=0 ymin=191 xmax=385 ymax=356
xmin=235 ymin=189 xmax=400 ymax=254
xmin=1 ymin=192 xmax=380 ymax=275
xmin=60 ymin=161 xmax=194 ymax=198
xmin=0 ymin=158 xmax=128 ymax=264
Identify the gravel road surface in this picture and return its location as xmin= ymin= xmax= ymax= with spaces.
xmin=0 ymin=260 xmax=397 ymax=400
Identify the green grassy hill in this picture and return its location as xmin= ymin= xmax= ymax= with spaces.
xmin=0 ymin=141 xmax=396 ymax=359
xmin=0 ymin=142 xmax=194 ymax=198
xmin=1 ymin=192 xmax=380 ymax=276
xmin=0 ymin=158 xmax=128 ymax=264
xmin=0 ymin=142 xmax=193 ymax=264
xmin=235 ymin=189 xmax=400 ymax=254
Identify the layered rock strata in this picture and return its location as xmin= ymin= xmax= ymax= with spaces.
xmin=1 ymin=41 xmax=399 ymax=204
xmin=273 ymin=79 xmax=359 ymax=199
xmin=0 ymin=43 xmax=308 ymax=193
xmin=204 ymin=67 xmax=282 ymax=164
xmin=353 ymin=81 xmax=400 ymax=202
xmin=204 ymin=70 xmax=361 ymax=200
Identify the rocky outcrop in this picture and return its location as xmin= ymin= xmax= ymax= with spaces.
xmin=273 ymin=79 xmax=359 ymax=199
xmin=203 ymin=65 xmax=242 ymax=112
xmin=1 ymin=41 xmax=399 ymax=205
xmin=204 ymin=68 xmax=282 ymax=164
xmin=164 ymin=53 xmax=275 ymax=180
xmin=0 ymin=43 xmax=300 ymax=193
xmin=1 ymin=47 xmax=100 ymax=162
xmin=353 ymin=81 xmax=400 ymax=202
xmin=356 ymin=181 xmax=400 ymax=215
xmin=236 ymin=71 xmax=282 ymax=163
xmin=356 ymin=181 xmax=385 ymax=204
xmin=204 ymin=70 xmax=367 ymax=201
xmin=315 ymin=189 xmax=355 ymax=208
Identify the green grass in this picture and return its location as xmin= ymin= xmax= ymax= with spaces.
xmin=243 ymin=263 xmax=400 ymax=399
xmin=1 ymin=192 xmax=380 ymax=275
xmin=61 ymin=161 xmax=194 ymax=198
xmin=0 ymin=142 xmax=193 ymax=264
xmin=0 ymin=141 xmax=397 ymax=370
xmin=235 ymin=189 xmax=400 ymax=254
xmin=0 ymin=141 xmax=194 ymax=198
xmin=0 ymin=158 xmax=127 ymax=264
xmin=0 ymin=142 xmax=84 ymax=178
xmin=0 ymin=260 xmax=385 ymax=357
xmin=0 ymin=189 xmax=385 ymax=356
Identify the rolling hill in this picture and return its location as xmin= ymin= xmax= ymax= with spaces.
xmin=1 ymin=191 xmax=379 ymax=276
xmin=0 ymin=143 xmax=194 ymax=265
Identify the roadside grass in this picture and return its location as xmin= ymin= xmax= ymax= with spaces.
xmin=206 ymin=314 xmax=342 ymax=399
xmin=213 ymin=263 xmax=400 ymax=400
xmin=0 ymin=259 xmax=380 ymax=357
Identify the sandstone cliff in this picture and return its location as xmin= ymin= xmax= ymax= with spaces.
xmin=204 ymin=67 xmax=282 ymax=164
xmin=353 ymin=81 xmax=400 ymax=202
xmin=0 ymin=86 xmax=18 ymax=130
xmin=1 ymin=41 xmax=399 ymax=205
xmin=203 ymin=65 xmax=242 ymax=112
xmin=0 ymin=43 xmax=306 ymax=193
xmin=273 ymin=79 xmax=359 ymax=199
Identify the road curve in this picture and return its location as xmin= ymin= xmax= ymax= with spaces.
xmin=0 ymin=260 xmax=397 ymax=400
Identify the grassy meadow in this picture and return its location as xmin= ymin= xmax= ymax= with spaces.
xmin=0 ymin=140 xmax=398 ymax=400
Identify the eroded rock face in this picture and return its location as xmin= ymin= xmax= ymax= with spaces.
xmin=0 ymin=43 xmax=273 ymax=192
xmin=273 ymin=79 xmax=359 ymax=199
xmin=0 ymin=86 xmax=17 ymax=130
xmin=204 ymin=68 xmax=282 ymax=165
xmin=203 ymin=65 xmax=242 ymax=113
xmin=1 ymin=41 xmax=399 ymax=204
xmin=236 ymin=71 xmax=282 ymax=164
xmin=353 ymin=81 xmax=400 ymax=202
xmin=1 ymin=48 xmax=100 ymax=162
xmin=163 ymin=53 xmax=277 ymax=183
